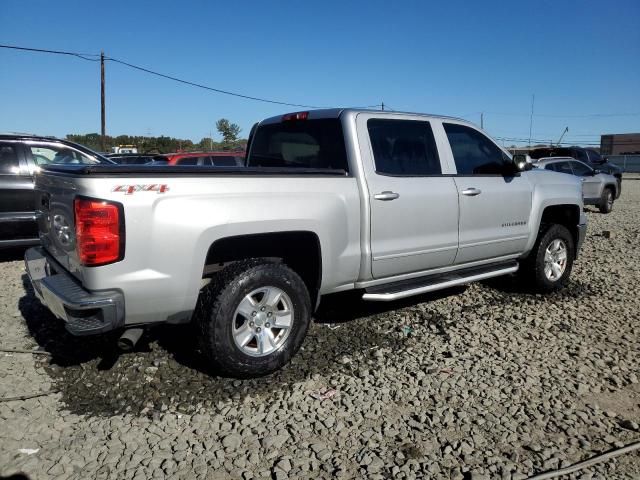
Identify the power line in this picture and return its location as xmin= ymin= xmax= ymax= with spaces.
xmin=0 ymin=44 xmax=336 ymax=109
xmin=3 ymin=44 xmax=639 ymax=118
xmin=0 ymin=43 xmax=100 ymax=61
xmin=106 ymin=56 xmax=331 ymax=109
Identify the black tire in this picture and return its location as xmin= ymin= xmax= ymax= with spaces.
xmin=194 ymin=259 xmax=311 ymax=378
xmin=520 ymin=224 xmax=575 ymax=292
xmin=599 ymin=187 xmax=614 ymax=214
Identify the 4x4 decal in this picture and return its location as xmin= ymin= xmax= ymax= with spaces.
xmin=112 ymin=184 xmax=170 ymax=195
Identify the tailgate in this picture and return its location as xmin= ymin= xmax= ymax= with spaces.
xmin=35 ymin=171 xmax=84 ymax=281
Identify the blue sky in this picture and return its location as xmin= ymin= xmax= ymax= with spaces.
xmin=1 ymin=0 xmax=639 ymax=146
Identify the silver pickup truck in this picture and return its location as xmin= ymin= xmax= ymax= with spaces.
xmin=25 ymin=108 xmax=587 ymax=377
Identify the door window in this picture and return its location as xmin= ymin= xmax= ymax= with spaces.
xmin=443 ymin=123 xmax=510 ymax=175
xmin=544 ymin=164 xmax=557 ymax=171
xmin=0 ymin=143 xmax=20 ymax=174
xmin=367 ymin=119 xmax=441 ymax=175
xmin=554 ymin=162 xmax=574 ymax=175
xmin=570 ymin=161 xmax=593 ymax=176
xmin=573 ymin=149 xmax=589 ymax=162
xmin=212 ymin=155 xmax=242 ymax=167
xmin=176 ymin=158 xmax=199 ymax=165
xmin=587 ymin=149 xmax=603 ymax=163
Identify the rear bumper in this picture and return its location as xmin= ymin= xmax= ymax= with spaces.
xmin=25 ymin=247 xmax=125 ymax=335
xmin=576 ymin=223 xmax=587 ymax=257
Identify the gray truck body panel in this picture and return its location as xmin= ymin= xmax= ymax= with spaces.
xmin=27 ymin=109 xmax=587 ymax=333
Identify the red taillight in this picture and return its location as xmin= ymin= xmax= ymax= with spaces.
xmin=74 ymin=198 xmax=123 ymax=266
xmin=282 ymin=111 xmax=309 ymax=121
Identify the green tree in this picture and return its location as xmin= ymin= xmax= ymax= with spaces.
xmin=216 ymin=119 xmax=241 ymax=144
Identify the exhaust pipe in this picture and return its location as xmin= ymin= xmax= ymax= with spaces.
xmin=118 ymin=328 xmax=143 ymax=351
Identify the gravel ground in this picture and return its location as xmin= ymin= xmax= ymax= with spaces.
xmin=1 ymin=178 xmax=639 ymax=480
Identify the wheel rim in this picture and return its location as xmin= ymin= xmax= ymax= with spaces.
xmin=544 ymin=239 xmax=568 ymax=281
xmin=607 ymin=192 xmax=613 ymax=209
xmin=232 ymin=286 xmax=293 ymax=357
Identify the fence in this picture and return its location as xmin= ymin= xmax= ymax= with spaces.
xmin=607 ymin=155 xmax=640 ymax=174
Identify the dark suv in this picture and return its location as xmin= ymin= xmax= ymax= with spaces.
xmin=529 ymin=146 xmax=622 ymax=196
xmin=0 ymin=134 xmax=111 ymax=248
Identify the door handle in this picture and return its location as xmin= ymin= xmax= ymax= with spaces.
xmin=461 ymin=187 xmax=482 ymax=196
xmin=374 ymin=191 xmax=400 ymax=201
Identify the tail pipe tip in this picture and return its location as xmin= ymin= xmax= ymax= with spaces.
xmin=118 ymin=328 xmax=144 ymax=351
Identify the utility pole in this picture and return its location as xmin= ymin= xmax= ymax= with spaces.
xmin=480 ymin=112 xmax=484 ymax=129
xmin=528 ymin=94 xmax=535 ymax=147
xmin=381 ymin=102 xmax=385 ymax=111
xmin=209 ymin=131 xmax=213 ymax=151
xmin=101 ymin=51 xmax=106 ymax=152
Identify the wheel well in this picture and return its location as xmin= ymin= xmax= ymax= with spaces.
xmin=540 ymin=204 xmax=580 ymax=249
xmin=204 ymin=231 xmax=322 ymax=298
xmin=603 ymin=184 xmax=616 ymax=196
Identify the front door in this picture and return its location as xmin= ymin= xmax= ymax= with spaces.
xmin=357 ymin=114 xmax=459 ymax=279
xmin=441 ymin=123 xmax=532 ymax=265
xmin=570 ymin=160 xmax=600 ymax=201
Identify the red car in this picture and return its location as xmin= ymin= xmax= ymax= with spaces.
xmin=165 ymin=151 xmax=245 ymax=167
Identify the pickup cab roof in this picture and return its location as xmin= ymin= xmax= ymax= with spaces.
xmin=258 ymin=108 xmax=468 ymax=125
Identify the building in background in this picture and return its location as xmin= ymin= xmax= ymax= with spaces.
xmin=601 ymin=133 xmax=640 ymax=155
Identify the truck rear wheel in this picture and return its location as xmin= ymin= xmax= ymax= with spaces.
xmin=520 ymin=224 xmax=575 ymax=292
xmin=195 ymin=259 xmax=311 ymax=378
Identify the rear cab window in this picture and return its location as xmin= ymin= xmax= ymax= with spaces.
xmin=246 ymin=117 xmax=348 ymax=172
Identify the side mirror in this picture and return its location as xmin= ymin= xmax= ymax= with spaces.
xmin=512 ymin=154 xmax=532 ymax=172
xmin=593 ymin=168 xmax=601 ymax=175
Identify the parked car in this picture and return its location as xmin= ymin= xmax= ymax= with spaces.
xmin=529 ymin=146 xmax=622 ymax=195
xmin=534 ymin=157 xmax=619 ymax=213
xmin=25 ymin=109 xmax=586 ymax=377
xmin=104 ymin=153 xmax=169 ymax=165
xmin=0 ymin=134 xmax=113 ymax=248
xmin=165 ymin=151 xmax=245 ymax=167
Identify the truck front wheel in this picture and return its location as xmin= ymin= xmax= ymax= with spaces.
xmin=195 ymin=259 xmax=311 ymax=378
xmin=598 ymin=187 xmax=614 ymax=214
xmin=520 ymin=224 xmax=575 ymax=292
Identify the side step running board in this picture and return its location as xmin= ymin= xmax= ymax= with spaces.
xmin=362 ymin=261 xmax=519 ymax=302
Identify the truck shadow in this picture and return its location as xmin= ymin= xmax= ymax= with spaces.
xmin=0 ymin=247 xmax=28 ymax=263
xmin=18 ymin=273 xmax=464 ymax=417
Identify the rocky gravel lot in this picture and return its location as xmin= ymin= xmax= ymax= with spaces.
xmin=1 ymin=178 xmax=640 ymax=480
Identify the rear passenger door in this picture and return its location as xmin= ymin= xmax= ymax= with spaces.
xmin=0 ymin=141 xmax=37 ymax=242
xmin=442 ymin=123 xmax=532 ymax=265
xmin=357 ymin=114 xmax=459 ymax=279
